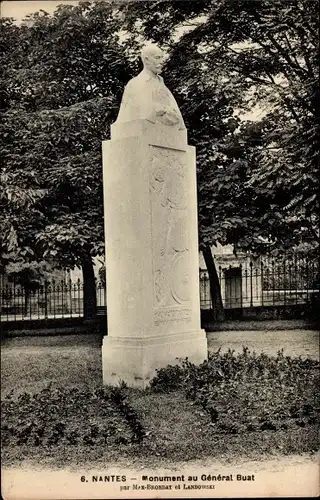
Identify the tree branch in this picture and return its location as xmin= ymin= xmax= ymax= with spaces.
xmin=283 ymin=33 xmax=301 ymax=69
xmin=220 ymin=48 xmax=307 ymax=122
xmin=294 ymin=3 xmax=318 ymax=40
xmin=266 ymin=31 xmax=308 ymax=78
xmin=240 ymin=12 xmax=308 ymax=81
xmin=286 ymin=27 xmax=316 ymax=80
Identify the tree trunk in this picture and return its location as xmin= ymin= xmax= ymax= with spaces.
xmin=24 ymin=288 xmax=30 ymax=317
xmin=81 ymin=254 xmax=97 ymax=320
xmin=202 ymin=245 xmax=225 ymax=322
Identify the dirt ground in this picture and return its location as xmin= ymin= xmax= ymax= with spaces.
xmin=207 ymin=329 xmax=320 ymax=360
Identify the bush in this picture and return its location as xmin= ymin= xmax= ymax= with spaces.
xmin=149 ymin=363 xmax=185 ymax=393
xmin=150 ymin=349 xmax=320 ymax=435
xmin=109 ymin=387 xmax=146 ymax=443
xmin=1 ymin=384 xmax=146 ymax=448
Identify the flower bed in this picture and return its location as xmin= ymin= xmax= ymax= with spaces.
xmin=150 ymin=349 xmax=320 ymax=435
xmin=1 ymin=348 xmax=319 ymax=468
xmin=1 ymin=385 xmax=144 ymax=448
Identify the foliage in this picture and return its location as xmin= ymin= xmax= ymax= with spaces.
xmin=2 ymin=341 xmax=319 ymax=465
xmin=109 ymin=387 xmax=146 ymax=443
xmin=0 ymin=170 xmax=47 ymax=274
xmin=122 ymin=0 xmax=319 ymax=254
xmin=1 ymin=1 xmax=137 ymax=272
xmin=150 ymin=349 xmax=320 ymax=434
xmin=1 ymin=2 xmax=140 ymax=317
xmin=148 ymin=364 xmax=185 ymax=393
xmin=1 ymin=384 xmax=145 ymax=448
xmin=1 ymin=1 xmax=319 ymax=320
xmin=2 ymin=0 xmax=318 ymax=263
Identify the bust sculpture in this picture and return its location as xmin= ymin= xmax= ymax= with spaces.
xmin=115 ymin=44 xmax=186 ymax=130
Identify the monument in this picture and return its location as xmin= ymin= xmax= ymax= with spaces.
xmin=102 ymin=44 xmax=208 ymax=388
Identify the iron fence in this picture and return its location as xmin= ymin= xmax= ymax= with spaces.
xmin=1 ymin=257 xmax=319 ymax=321
xmin=200 ymin=257 xmax=319 ymax=310
xmin=0 ymin=279 xmax=106 ymax=322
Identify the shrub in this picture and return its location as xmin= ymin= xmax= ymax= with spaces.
xmin=110 ymin=387 xmax=146 ymax=443
xmin=1 ymin=384 xmax=145 ymax=448
xmin=149 ymin=363 xmax=185 ymax=393
xmin=150 ymin=348 xmax=320 ymax=435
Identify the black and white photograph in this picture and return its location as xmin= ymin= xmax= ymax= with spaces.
xmin=0 ymin=0 xmax=319 ymax=498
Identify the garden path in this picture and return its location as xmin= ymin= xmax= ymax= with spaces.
xmin=207 ymin=329 xmax=319 ymax=360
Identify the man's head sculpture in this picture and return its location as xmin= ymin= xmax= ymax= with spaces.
xmin=140 ymin=44 xmax=166 ymax=75
xmin=114 ymin=42 xmax=185 ymax=129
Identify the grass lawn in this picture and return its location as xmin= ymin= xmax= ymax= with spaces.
xmin=1 ymin=335 xmax=319 ymax=470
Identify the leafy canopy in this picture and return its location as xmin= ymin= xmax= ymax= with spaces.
xmin=122 ymin=0 xmax=319 ymax=254
xmin=1 ymin=0 xmax=318 ymax=280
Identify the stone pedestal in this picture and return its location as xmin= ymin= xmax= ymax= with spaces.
xmin=102 ymin=119 xmax=207 ymax=388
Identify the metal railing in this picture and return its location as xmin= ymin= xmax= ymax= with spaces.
xmin=0 ymin=279 xmax=106 ymax=322
xmin=200 ymin=257 xmax=319 ymax=310
xmin=0 ymin=257 xmax=318 ymax=321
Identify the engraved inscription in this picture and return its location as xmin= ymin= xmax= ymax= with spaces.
xmin=154 ymin=308 xmax=192 ymax=326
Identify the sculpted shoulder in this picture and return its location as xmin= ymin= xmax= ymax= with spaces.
xmin=124 ymin=75 xmax=140 ymax=89
xmin=124 ymin=71 xmax=160 ymax=90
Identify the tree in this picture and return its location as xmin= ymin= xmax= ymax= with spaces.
xmin=0 ymin=165 xmax=53 ymax=314
xmin=0 ymin=168 xmax=47 ymax=270
xmin=1 ymin=2 xmax=137 ymax=319
xmin=121 ymin=0 xmax=319 ymax=318
xmin=2 ymin=0 xmax=318 ymax=322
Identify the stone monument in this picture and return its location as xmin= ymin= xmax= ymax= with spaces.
xmin=102 ymin=44 xmax=208 ymax=388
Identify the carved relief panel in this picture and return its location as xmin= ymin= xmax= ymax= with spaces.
xmin=150 ymin=146 xmax=191 ymax=312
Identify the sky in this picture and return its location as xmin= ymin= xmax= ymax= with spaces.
xmin=1 ymin=1 xmax=79 ymax=23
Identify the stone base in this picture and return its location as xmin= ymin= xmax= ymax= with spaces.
xmin=102 ymin=331 xmax=208 ymax=389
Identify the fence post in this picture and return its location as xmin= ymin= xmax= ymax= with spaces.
xmin=261 ymin=260 xmax=264 ymax=307
xmin=272 ymin=260 xmax=275 ymax=305
xmin=61 ymin=279 xmax=65 ymax=318
xmin=294 ymin=257 xmax=298 ymax=305
xmin=239 ymin=263 xmax=243 ymax=308
xmin=29 ymin=287 xmax=32 ymax=319
xmin=5 ymin=284 xmax=10 ymax=321
xmin=244 ymin=265 xmax=248 ymax=305
xmin=13 ymin=276 xmax=17 ymax=321
xmin=254 ymin=264 xmax=258 ymax=306
xmin=288 ymin=260 xmax=292 ymax=306
xmin=77 ymin=278 xmax=81 ymax=317
xmin=44 ymin=281 xmax=48 ymax=319
xmin=250 ymin=261 xmax=253 ymax=307
xmin=283 ymin=260 xmax=286 ymax=308
xmin=218 ymin=266 xmax=222 ymax=310
xmin=306 ymin=259 xmax=309 ymax=303
xmin=69 ymin=279 xmax=73 ymax=317
xmin=52 ymin=279 xmax=56 ymax=318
